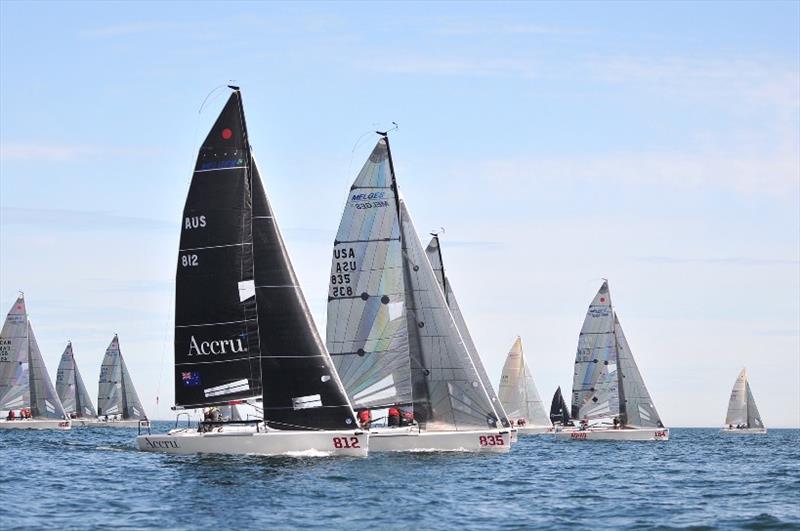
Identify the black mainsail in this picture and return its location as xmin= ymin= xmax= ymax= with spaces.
xmin=174 ymin=88 xmax=356 ymax=430
xmin=549 ymin=386 xmax=571 ymax=426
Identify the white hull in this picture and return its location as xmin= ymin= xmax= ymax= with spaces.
xmin=369 ymin=426 xmax=511 ymax=453
xmin=94 ymin=419 xmax=149 ymax=429
xmin=554 ymin=427 xmax=669 ymax=441
xmin=515 ymin=425 xmax=551 ymax=436
xmin=136 ymin=426 xmax=368 ymax=457
xmin=721 ymin=427 xmax=767 ymax=434
xmin=0 ymin=419 xmax=71 ymax=430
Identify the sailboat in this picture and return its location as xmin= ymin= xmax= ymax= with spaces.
xmin=325 ymin=134 xmax=510 ymax=453
xmin=549 ymin=386 xmax=573 ymax=429
xmin=0 ymin=295 xmax=71 ymax=430
xmin=498 ymin=337 xmax=552 ymax=435
xmin=555 ymin=281 xmax=669 ymax=441
xmin=96 ymin=334 xmax=149 ymax=428
xmin=136 ymin=87 xmax=367 ymax=456
xmin=721 ymin=368 xmax=766 ymax=434
xmin=55 ymin=341 xmax=98 ymax=426
xmin=425 ymin=234 xmax=516 ymax=442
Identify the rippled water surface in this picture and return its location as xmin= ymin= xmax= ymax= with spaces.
xmin=1 ymin=425 xmax=798 ymax=529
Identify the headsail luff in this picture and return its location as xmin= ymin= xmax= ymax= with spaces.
xmin=98 ymin=335 xmax=146 ymax=419
xmin=27 ymin=322 xmax=67 ymax=419
xmin=725 ymin=368 xmax=764 ymax=428
xmin=174 ymin=88 xmax=356 ymax=430
xmin=56 ymin=342 xmax=97 ymax=418
xmin=498 ymin=337 xmax=550 ymax=426
xmin=570 ymin=281 xmax=663 ymax=428
xmin=425 ymin=235 xmax=511 ymax=428
xmin=327 ymin=136 xmax=500 ymax=431
xmin=550 ymin=386 xmax=571 ymax=425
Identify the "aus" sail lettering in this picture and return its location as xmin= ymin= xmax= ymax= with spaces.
xmin=188 ymin=336 xmax=247 ymax=356
xmin=185 ymin=215 xmax=207 ymax=229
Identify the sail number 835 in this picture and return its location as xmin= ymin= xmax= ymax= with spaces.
xmin=181 ymin=254 xmax=199 ymax=267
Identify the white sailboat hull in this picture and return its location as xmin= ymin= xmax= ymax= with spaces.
xmin=95 ymin=419 xmax=149 ymax=429
xmin=368 ymin=426 xmax=511 ymax=453
xmin=136 ymin=427 xmax=368 ymax=457
xmin=721 ymin=427 xmax=767 ymax=434
xmin=515 ymin=425 xmax=552 ymax=436
xmin=69 ymin=417 xmax=100 ymax=427
xmin=0 ymin=419 xmax=71 ymax=430
xmin=554 ymin=427 xmax=669 ymax=441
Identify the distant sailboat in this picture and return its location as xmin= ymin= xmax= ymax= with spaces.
xmin=721 ymin=368 xmax=766 ymax=434
xmin=55 ymin=341 xmax=97 ymax=426
xmin=136 ymin=87 xmax=367 ymax=456
xmin=549 ymin=386 xmax=573 ymax=427
xmin=425 ymin=234 xmax=513 ymax=435
xmin=97 ymin=335 xmax=149 ymax=428
xmin=326 ymin=135 xmax=509 ymax=452
xmin=0 ymin=295 xmax=71 ymax=430
xmin=555 ymin=281 xmax=669 ymax=441
xmin=498 ymin=337 xmax=551 ymax=435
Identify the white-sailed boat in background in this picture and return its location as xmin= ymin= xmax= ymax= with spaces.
xmin=426 ymin=234 xmax=516 ymax=442
xmin=0 ymin=295 xmax=71 ymax=430
xmin=555 ymin=281 xmax=668 ymax=441
xmin=498 ymin=337 xmax=552 ymax=435
xmin=96 ymin=335 xmax=149 ymax=428
xmin=55 ymin=341 xmax=98 ymax=426
xmin=721 ymin=368 xmax=766 ymax=434
xmin=136 ymin=87 xmax=367 ymax=456
xmin=325 ymin=134 xmax=509 ymax=453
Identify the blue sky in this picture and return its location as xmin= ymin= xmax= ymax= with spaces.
xmin=1 ymin=1 xmax=798 ymax=426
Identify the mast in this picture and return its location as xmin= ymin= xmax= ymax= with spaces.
xmin=431 ymin=233 xmax=448 ymax=305
xmin=609 ymin=284 xmax=627 ymax=425
xmin=27 ymin=321 xmax=36 ymax=417
xmin=71 ymin=345 xmax=82 ymax=417
xmin=381 ymin=131 xmax=432 ymax=424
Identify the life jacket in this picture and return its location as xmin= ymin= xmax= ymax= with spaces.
xmin=357 ymin=410 xmax=371 ymax=422
xmin=388 ymin=407 xmax=400 ymax=418
xmin=401 ymin=410 xmax=414 ymax=421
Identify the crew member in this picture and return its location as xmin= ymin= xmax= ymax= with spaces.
xmin=357 ymin=409 xmax=371 ymax=429
xmin=387 ymin=406 xmax=401 ymax=427
xmin=6 ymin=409 xmax=15 ymax=420
xmin=400 ymin=409 xmax=414 ymax=426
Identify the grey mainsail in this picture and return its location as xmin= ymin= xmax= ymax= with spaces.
xmin=0 ymin=295 xmax=67 ymax=419
xmin=56 ymin=342 xmax=97 ymax=418
xmin=425 ymin=235 xmax=511 ymax=427
xmin=570 ymin=281 xmax=663 ymax=428
xmin=326 ymin=136 xmax=501 ymax=431
xmin=498 ymin=337 xmax=550 ymax=426
xmin=725 ymin=368 xmax=764 ymax=428
xmin=97 ymin=335 xmax=146 ymax=419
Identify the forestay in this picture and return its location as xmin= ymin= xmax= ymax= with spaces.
xmin=56 ymin=342 xmax=97 ymax=418
xmin=425 ymin=235 xmax=511 ymax=428
xmin=498 ymin=337 xmax=550 ymax=426
xmin=98 ymin=335 xmax=146 ymax=420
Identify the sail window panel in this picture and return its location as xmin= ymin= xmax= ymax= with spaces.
xmin=175 ymin=358 xmax=260 ymax=407
xmin=179 ymin=169 xmax=247 ymax=250
xmin=175 ymin=247 xmax=253 ymax=326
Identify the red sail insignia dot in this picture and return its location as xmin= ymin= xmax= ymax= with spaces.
xmin=600 ymin=297 xmax=605 ymax=302
xmin=221 ymin=128 xmax=233 ymax=139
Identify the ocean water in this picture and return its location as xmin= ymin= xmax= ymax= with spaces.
xmin=1 ymin=425 xmax=798 ymax=530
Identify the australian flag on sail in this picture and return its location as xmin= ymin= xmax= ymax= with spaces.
xmin=181 ymin=371 xmax=201 ymax=387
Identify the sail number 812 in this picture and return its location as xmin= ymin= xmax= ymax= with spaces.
xmin=181 ymin=254 xmax=199 ymax=267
